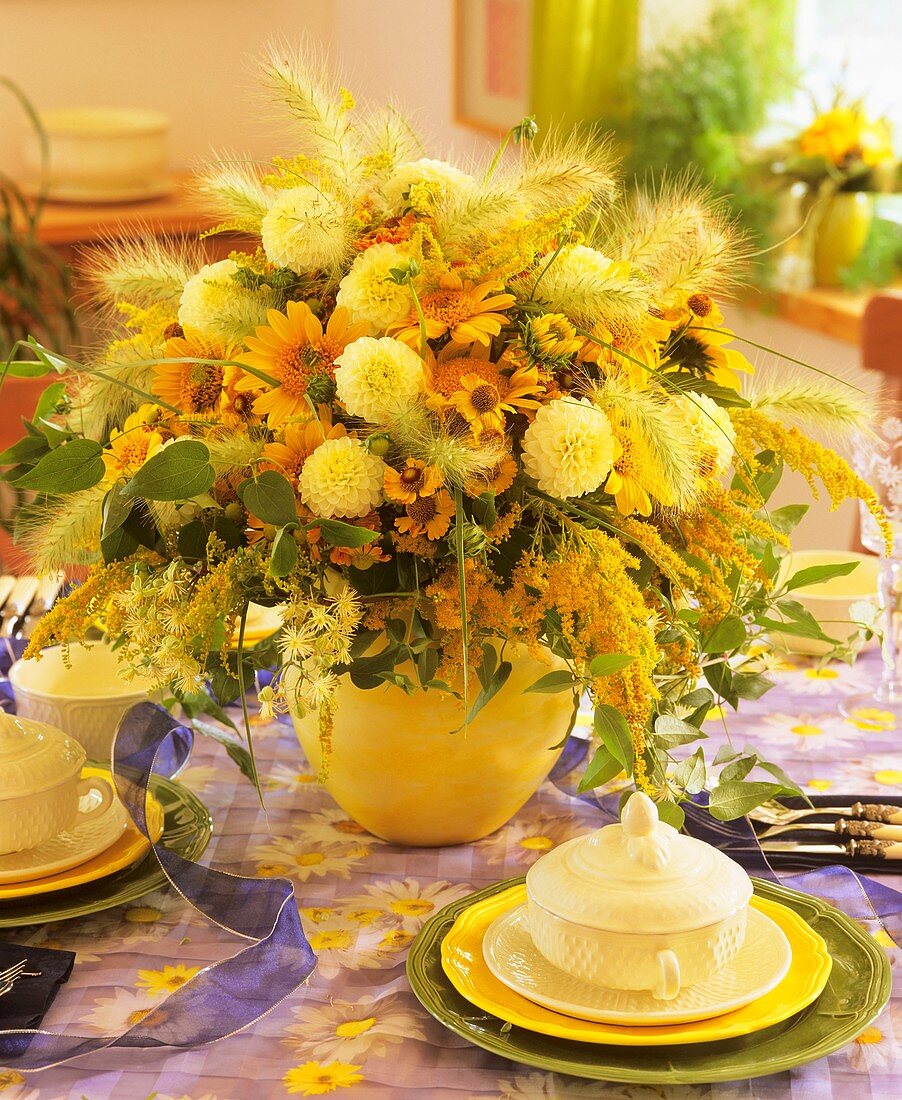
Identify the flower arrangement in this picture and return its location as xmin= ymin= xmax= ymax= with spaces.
xmin=772 ymin=94 xmax=896 ymax=194
xmin=0 ymin=47 xmax=889 ymax=824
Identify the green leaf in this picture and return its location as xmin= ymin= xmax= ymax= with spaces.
xmin=588 ymin=653 xmax=637 ymax=677
xmin=719 ymin=755 xmax=758 ymax=783
xmin=525 ymin=669 xmax=581 ymax=694
xmin=654 ymin=714 xmax=707 ymax=748
xmin=731 ymin=671 xmax=774 ymax=701
xmin=0 ymin=433 xmax=50 ymax=468
xmin=122 ymin=439 xmax=214 ymax=501
xmin=270 ymin=526 xmax=298 ymax=578
xmin=101 ymin=484 xmax=133 ymax=538
xmin=32 ymin=380 xmax=67 ymax=431
xmin=708 ymin=780 xmax=788 ymax=821
xmin=577 ymin=746 xmax=624 ymax=793
xmin=655 ymin=800 xmax=686 ymax=830
xmin=594 ymin=704 xmax=634 ymax=770
xmin=768 ymin=504 xmax=808 ymax=536
xmin=702 ymin=615 xmax=747 ymax=654
xmin=315 ymin=518 xmax=380 ymax=548
xmin=671 ymin=747 xmax=707 ymax=794
xmin=452 ymin=659 xmax=512 ymax=731
xmin=14 ymin=438 xmax=104 ymax=493
xmin=190 ymin=721 xmax=256 ymax=784
xmin=238 ymin=470 xmax=298 ymax=527
xmin=783 ymin=560 xmax=859 ymax=593
xmin=704 ymin=661 xmax=736 ymax=706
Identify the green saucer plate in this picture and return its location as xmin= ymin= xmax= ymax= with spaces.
xmin=407 ymin=876 xmax=892 ymax=1085
xmin=0 ymin=771 xmax=212 ymax=928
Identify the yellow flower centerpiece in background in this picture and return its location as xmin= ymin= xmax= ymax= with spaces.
xmin=2 ymin=45 xmax=888 ymax=841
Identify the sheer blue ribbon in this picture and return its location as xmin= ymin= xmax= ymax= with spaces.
xmin=0 ymin=699 xmax=316 ymax=1071
xmin=551 ymin=745 xmax=902 ymax=944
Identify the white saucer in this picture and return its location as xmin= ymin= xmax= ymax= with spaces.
xmin=0 ymin=789 xmax=129 ymax=885
xmin=483 ymin=904 xmax=793 ymax=1025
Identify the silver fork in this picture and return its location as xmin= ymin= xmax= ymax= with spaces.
xmin=750 ymin=800 xmax=902 ymax=827
xmin=0 ymin=959 xmax=41 ymax=998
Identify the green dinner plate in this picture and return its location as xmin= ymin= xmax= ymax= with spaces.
xmin=0 ymin=772 xmax=212 ymax=929
xmin=407 ymin=876 xmax=892 ymax=1085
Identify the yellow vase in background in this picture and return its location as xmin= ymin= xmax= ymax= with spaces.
xmin=813 ymin=191 xmax=873 ymax=287
xmin=290 ymin=647 xmax=577 ymax=846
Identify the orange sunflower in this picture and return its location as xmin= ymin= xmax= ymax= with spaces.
xmin=447 ymin=362 xmax=544 ymax=435
xmin=387 ymin=273 xmax=515 ymax=347
xmin=464 ymin=453 xmax=517 ymax=496
xmin=384 ymin=458 xmax=443 ymax=504
xmin=102 ymin=405 xmax=169 ymax=484
xmin=395 ymin=490 xmax=455 ymax=540
xmin=237 ymin=301 xmax=368 ymax=428
xmin=152 ymin=332 xmax=239 ymax=415
xmin=579 ymin=314 xmax=670 ymax=386
xmin=262 ymin=410 xmax=347 ymax=491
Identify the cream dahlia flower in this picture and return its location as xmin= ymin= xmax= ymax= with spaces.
xmin=335 ymin=243 xmax=414 ymax=334
xmin=334 ymin=336 xmax=426 ymax=423
xmin=677 ymin=391 xmax=735 ymax=474
xmin=260 ymin=184 xmax=350 ymax=274
xmin=382 ymin=158 xmax=475 ymax=215
xmin=299 ymin=436 xmax=386 ymax=518
xmin=178 ymin=259 xmax=278 ymax=342
xmin=521 ymin=397 xmax=618 ymax=499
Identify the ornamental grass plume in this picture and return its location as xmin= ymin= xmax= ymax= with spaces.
xmin=3 ymin=41 xmax=889 ymax=823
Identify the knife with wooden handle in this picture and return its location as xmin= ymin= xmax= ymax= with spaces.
xmin=762 ymin=839 xmax=902 ymax=859
xmin=760 ymin=819 xmax=902 ymax=842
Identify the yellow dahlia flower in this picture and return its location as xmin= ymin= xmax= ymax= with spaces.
xmin=178 ymin=259 xmax=278 ymax=342
xmin=676 ymin=391 xmax=735 ymax=476
xmin=334 ymin=336 xmax=427 ymax=423
xmin=521 ymin=397 xmax=619 ymax=499
xmin=260 ymin=184 xmax=351 ymax=274
xmin=382 ymin=157 xmax=475 ymax=215
xmin=335 ymin=243 xmax=414 ymax=334
xmin=298 ymin=436 xmax=386 ymax=518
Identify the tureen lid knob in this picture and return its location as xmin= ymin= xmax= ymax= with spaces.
xmin=621 ymin=792 xmax=671 ymax=870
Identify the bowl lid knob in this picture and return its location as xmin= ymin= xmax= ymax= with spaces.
xmin=621 ymin=792 xmax=671 ymax=870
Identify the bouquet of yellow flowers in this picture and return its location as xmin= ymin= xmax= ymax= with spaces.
xmin=774 ymin=95 xmax=896 ymax=193
xmin=1 ymin=47 xmax=887 ymax=828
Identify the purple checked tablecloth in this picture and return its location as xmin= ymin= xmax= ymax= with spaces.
xmin=1 ymin=648 xmax=900 ymax=1100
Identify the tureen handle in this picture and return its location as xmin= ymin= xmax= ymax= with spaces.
xmin=621 ymin=792 xmax=671 ymax=869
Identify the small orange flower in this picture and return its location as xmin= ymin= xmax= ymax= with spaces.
xmin=384 ymin=457 xmax=443 ymax=504
xmin=465 ymin=453 xmax=517 ymax=496
xmin=152 ymin=331 xmax=239 ymax=414
xmin=448 ymin=363 xmax=543 ymax=435
xmin=395 ymin=489 xmax=455 ymax=540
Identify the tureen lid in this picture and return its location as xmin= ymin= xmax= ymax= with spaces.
xmin=0 ymin=712 xmax=85 ymax=801
xmin=526 ymin=792 xmax=752 ymax=934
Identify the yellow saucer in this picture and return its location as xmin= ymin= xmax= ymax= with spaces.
xmin=0 ymin=766 xmax=165 ymax=901
xmin=441 ymin=885 xmax=833 ymax=1046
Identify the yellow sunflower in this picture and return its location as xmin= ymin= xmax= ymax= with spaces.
xmin=448 ymin=363 xmax=544 ymax=435
xmin=135 ymin=963 xmax=201 ymax=994
xmin=237 ymin=301 xmax=368 ymax=428
xmin=666 ymin=323 xmax=754 ymax=391
xmin=464 ymin=453 xmax=517 ymax=496
xmin=152 ymin=331 xmax=238 ymax=415
xmin=604 ymin=425 xmax=661 ymax=517
xmin=384 ymin=457 xmax=443 ymax=504
xmin=388 ymin=272 xmax=515 ymax=347
xmin=102 ymin=405 xmax=169 ymax=483
xmin=395 ymin=489 xmax=455 ymax=539
xmin=579 ymin=314 xmax=669 ymax=386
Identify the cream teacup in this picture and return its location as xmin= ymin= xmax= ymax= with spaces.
xmin=9 ymin=643 xmax=151 ymax=763
xmin=0 ymin=712 xmax=115 ymax=855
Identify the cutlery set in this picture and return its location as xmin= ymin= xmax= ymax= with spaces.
xmin=751 ymin=801 xmax=902 ymax=862
xmin=0 ymin=572 xmax=64 ymax=639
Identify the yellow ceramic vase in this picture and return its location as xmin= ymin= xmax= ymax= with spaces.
xmin=813 ymin=191 xmax=873 ymax=287
xmin=290 ymin=648 xmax=576 ymax=846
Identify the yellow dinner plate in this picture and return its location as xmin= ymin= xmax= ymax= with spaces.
xmin=441 ymin=884 xmax=833 ymax=1046
xmin=0 ymin=766 xmax=165 ymax=901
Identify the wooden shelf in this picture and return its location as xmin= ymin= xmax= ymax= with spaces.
xmin=31 ymin=172 xmax=218 ymax=247
xmin=741 ymin=284 xmax=901 ymax=346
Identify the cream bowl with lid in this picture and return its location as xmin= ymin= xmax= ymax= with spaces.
xmin=0 ymin=712 xmax=114 ymax=855
xmin=525 ymin=792 xmax=753 ymax=1000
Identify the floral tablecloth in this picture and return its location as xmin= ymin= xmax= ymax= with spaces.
xmin=2 ymin=650 xmax=900 ymax=1100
